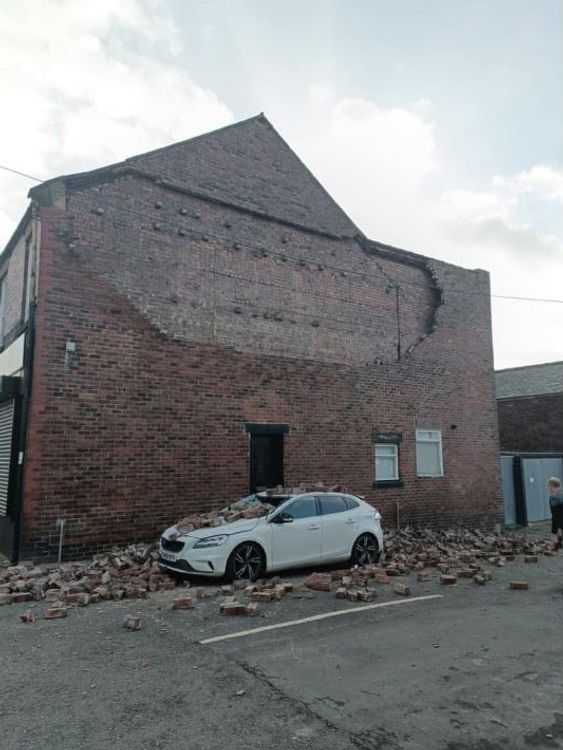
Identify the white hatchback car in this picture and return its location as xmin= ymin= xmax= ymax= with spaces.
xmin=159 ymin=492 xmax=383 ymax=581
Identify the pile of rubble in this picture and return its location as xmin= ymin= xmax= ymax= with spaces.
xmin=382 ymin=527 xmax=552 ymax=575
xmin=1 ymin=526 xmax=554 ymax=621
xmin=175 ymin=482 xmax=348 ymax=532
xmin=0 ymin=543 xmax=178 ymax=613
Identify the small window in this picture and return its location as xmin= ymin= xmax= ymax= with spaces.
xmin=286 ymin=496 xmax=317 ymax=519
xmin=344 ymin=496 xmax=360 ymax=510
xmin=416 ymin=429 xmax=444 ymax=477
xmin=319 ymin=495 xmax=348 ymax=515
xmin=375 ymin=444 xmax=399 ymax=481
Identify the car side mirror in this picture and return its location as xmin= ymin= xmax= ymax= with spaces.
xmin=271 ymin=512 xmax=293 ymax=524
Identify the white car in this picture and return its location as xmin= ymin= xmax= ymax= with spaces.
xmin=158 ymin=492 xmax=383 ymax=581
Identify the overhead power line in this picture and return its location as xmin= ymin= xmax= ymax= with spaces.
xmin=1 ymin=162 xmax=562 ymax=305
xmin=0 ymin=164 xmax=43 ymax=183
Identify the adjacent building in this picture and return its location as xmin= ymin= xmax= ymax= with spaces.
xmin=496 ymin=361 xmax=563 ymax=525
xmin=0 ymin=115 xmax=501 ymax=561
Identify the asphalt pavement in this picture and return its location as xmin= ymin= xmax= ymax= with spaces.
xmin=0 ymin=551 xmax=561 ymax=750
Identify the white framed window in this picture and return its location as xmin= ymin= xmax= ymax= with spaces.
xmin=375 ymin=443 xmax=399 ymax=481
xmin=416 ymin=429 xmax=444 ymax=477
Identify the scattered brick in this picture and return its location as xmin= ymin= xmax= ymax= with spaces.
xmin=251 ymin=590 xmax=274 ymax=602
xmin=10 ymin=592 xmax=33 ymax=603
xmin=416 ymin=572 xmax=430 ymax=582
xmin=394 ymin=583 xmax=410 ymax=596
xmin=440 ymin=575 xmax=457 ymax=586
xmin=245 ymin=602 xmax=259 ymax=617
xmin=122 ymin=614 xmax=141 ymax=630
xmin=304 ymin=573 xmax=332 ymax=592
xmin=43 ymin=606 xmax=68 ymax=619
xmin=509 ymin=581 xmax=529 ymax=590
xmin=356 ymin=589 xmax=375 ymax=602
xmin=457 ymin=569 xmax=475 ymax=579
xmin=524 ymin=555 xmax=538 ymax=563
xmin=0 ymin=593 xmax=11 ymax=605
xmin=374 ymin=572 xmax=391 ymax=585
xmin=172 ymin=596 xmax=194 ymax=610
xmin=473 ymin=575 xmax=486 ymax=585
xmin=219 ymin=601 xmax=247 ymax=616
xmin=19 ymin=610 xmax=36 ymax=624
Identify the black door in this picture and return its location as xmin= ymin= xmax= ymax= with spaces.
xmin=249 ymin=434 xmax=284 ymax=493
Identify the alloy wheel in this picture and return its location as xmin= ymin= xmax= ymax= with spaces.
xmin=352 ymin=534 xmax=379 ymax=566
xmin=231 ymin=543 xmax=263 ymax=580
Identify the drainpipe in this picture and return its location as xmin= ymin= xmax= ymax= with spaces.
xmin=56 ymin=518 xmax=66 ymax=563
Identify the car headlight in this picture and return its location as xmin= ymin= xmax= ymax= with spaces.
xmin=193 ymin=534 xmax=229 ymax=549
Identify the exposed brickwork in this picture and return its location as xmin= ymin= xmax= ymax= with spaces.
xmin=11 ymin=117 xmax=501 ymax=559
xmin=0 ymin=231 xmax=27 ymax=343
xmin=498 ymin=393 xmax=563 ymax=453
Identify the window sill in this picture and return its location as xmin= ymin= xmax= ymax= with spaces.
xmin=373 ymin=479 xmax=404 ymax=488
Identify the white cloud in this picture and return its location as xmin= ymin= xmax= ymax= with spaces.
xmin=299 ymin=96 xmax=438 ymax=243
xmin=0 ymin=0 xmax=233 ymax=247
xmin=493 ymin=165 xmax=563 ymax=204
xmin=298 ymin=91 xmax=563 ymax=368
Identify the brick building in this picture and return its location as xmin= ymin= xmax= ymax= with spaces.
xmin=0 ymin=115 xmax=501 ymax=561
xmin=496 ymin=361 xmax=563 ymax=525
xmin=496 ymin=361 xmax=563 ymax=453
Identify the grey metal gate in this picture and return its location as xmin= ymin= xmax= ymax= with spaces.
xmin=521 ymin=457 xmax=563 ymax=522
xmin=501 ymin=456 xmax=517 ymax=526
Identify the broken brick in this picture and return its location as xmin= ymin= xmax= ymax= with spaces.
xmin=43 ymin=606 xmax=68 ymax=619
xmin=219 ymin=601 xmax=247 ymax=616
xmin=19 ymin=610 xmax=36 ymax=624
xmin=251 ymin=590 xmax=274 ymax=602
xmin=304 ymin=573 xmax=332 ymax=592
xmin=10 ymin=592 xmax=33 ymax=603
xmin=473 ymin=575 xmax=486 ymax=585
xmin=457 ymin=569 xmax=476 ymax=579
xmin=394 ymin=583 xmax=410 ymax=596
xmin=440 ymin=575 xmax=457 ymax=586
xmin=122 ymin=614 xmax=141 ymax=630
xmin=172 ymin=596 xmax=194 ymax=610
xmin=374 ymin=572 xmax=391 ymax=585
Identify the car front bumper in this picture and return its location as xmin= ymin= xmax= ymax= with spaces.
xmin=159 ymin=541 xmax=230 ymax=577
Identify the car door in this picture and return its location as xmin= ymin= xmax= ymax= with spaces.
xmin=318 ymin=493 xmax=358 ymax=562
xmin=270 ymin=495 xmax=322 ymax=570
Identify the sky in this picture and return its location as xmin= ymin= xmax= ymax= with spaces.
xmin=0 ymin=0 xmax=561 ymax=368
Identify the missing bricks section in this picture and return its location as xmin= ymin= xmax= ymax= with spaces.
xmin=9 ymin=119 xmax=500 ymax=559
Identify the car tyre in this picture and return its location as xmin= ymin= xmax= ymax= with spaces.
xmin=226 ymin=542 xmax=266 ymax=582
xmin=351 ymin=533 xmax=380 ymax=566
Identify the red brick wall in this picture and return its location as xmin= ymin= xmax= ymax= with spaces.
xmin=498 ymin=394 xmax=563 ymax=453
xmin=20 ymin=174 xmax=501 ymax=558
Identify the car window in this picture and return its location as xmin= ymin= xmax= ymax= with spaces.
xmin=344 ymin=496 xmax=360 ymax=510
xmin=319 ymin=494 xmax=348 ymax=515
xmin=285 ymin=496 xmax=317 ymax=519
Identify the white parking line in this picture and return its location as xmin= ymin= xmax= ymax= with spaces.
xmin=199 ymin=593 xmax=443 ymax=644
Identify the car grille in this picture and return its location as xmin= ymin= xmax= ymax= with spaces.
xmin=161 ymin=536 xmax=185 ymax=553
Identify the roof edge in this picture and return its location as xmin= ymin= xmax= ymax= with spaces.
xmin=495 ymin=360 xmax=563 ymax=373
xmin=28 ymin=114 xmax=266 ymax=201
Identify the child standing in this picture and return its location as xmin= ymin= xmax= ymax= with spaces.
xmin=548 ymin=477 xmax=563 ymax=551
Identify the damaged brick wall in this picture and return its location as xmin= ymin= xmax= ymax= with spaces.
xmin=20 ymin=180 xmax=501 ymax=558
xmin=59 ymin=174 xmax=437 ymax=367
xmin=498 ymin=393 xmax=563 ymax=452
